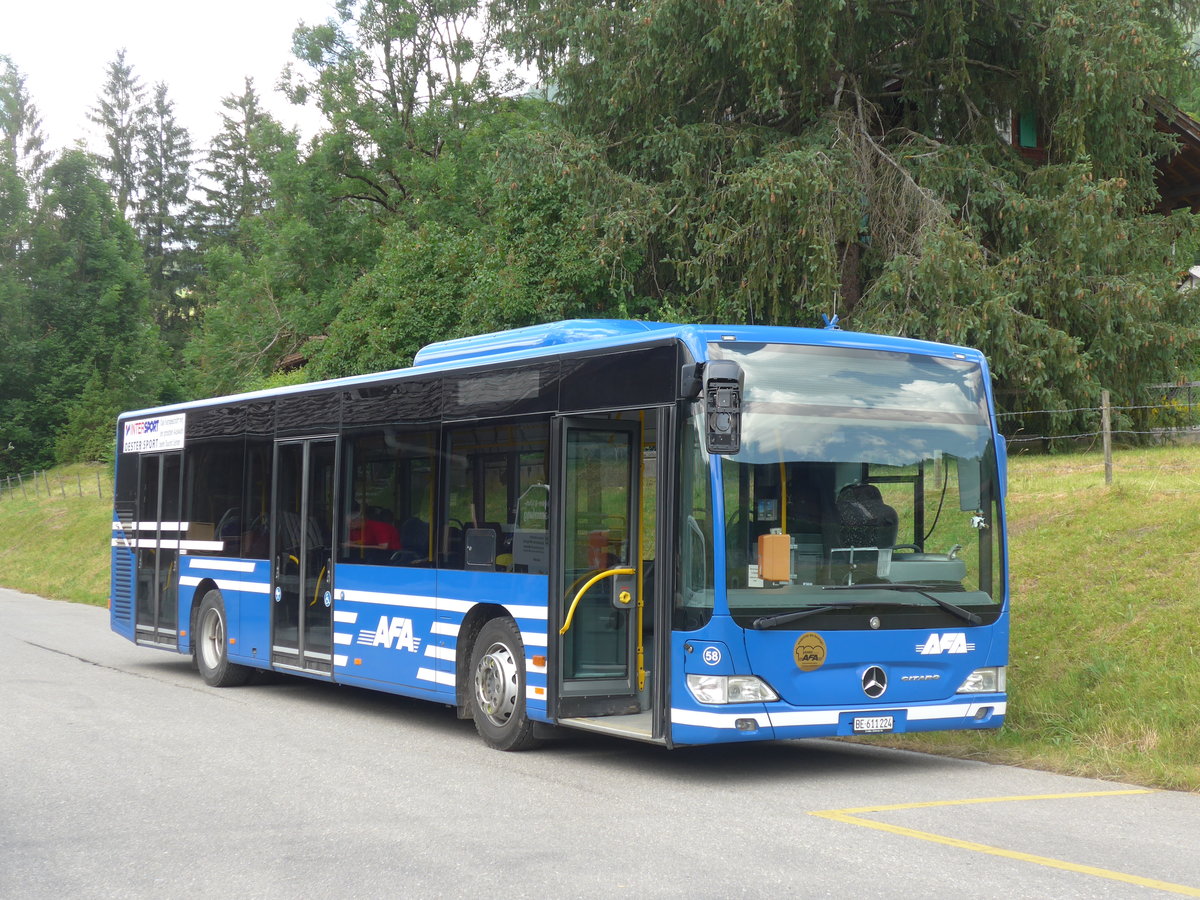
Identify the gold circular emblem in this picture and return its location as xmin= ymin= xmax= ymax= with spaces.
xmin=794 ymin=632 xmax=827 ymax=672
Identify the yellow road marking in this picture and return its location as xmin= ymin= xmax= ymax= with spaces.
xmin=823 ymin=788 xmax=1153 ymax=816
xmin=811 ymin=790 xmax=1200 ymax=898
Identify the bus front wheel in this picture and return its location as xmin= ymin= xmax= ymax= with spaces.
xmin=195 ymin=590 xmax=252 ymax=688
xmin=469 ymin=617 xmax=538 ymax=751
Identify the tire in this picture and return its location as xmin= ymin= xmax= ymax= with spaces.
xmin=195 ymin=590 xmax=252 ymax=687
xmin=469 ymin=617 xmax=539 ymax=751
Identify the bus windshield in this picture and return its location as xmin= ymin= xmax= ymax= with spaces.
xmin=711 ymin=341 xmax=1003 ymax=630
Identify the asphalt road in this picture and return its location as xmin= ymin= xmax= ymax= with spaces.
xmin=2 ymin=587 xmax=1198 ymax=899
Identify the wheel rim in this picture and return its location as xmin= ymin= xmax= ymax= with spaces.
xmin=474 ymin=640 xmax=519 ymax=728
xmin=200 ymin=607 xmax=223 ymax=671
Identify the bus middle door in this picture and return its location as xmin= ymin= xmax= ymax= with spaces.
xmin=270 ymin=437 xmax=337 ymax=675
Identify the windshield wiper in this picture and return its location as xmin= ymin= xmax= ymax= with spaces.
xmin=751 ymin=603 xmax=860 ymax=630
xmin=821 ymin=583 xmax=982 ymax=625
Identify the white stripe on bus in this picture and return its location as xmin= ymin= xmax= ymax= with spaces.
xmin=183 ymin=558 xmax=256 ymax=573
xmin=111 ymin=521 xmax=191 ymax=532
xmin=113 ymin=538 xmax=224 ymax=551
xmin=502 ymin=603 xmax=548 ymax=620
xmin=416 ymin=667 xmax=456 ymax=686
xmin=179 ymin=575 xmax=270 ymax=594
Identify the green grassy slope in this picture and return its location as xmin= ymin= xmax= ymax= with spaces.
xmin=875 ymin=446 xmax=1200 ymax=792
xmin=1 ymin=452 xmax=1197 ymax=790
xmin=0 ymin=464 xmax=112 ymax=605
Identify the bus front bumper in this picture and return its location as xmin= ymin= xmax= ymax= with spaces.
xmin=669 ymin=695 xmax=1007 ymax=746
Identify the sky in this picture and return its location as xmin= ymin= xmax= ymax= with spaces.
xmin=2 ymin=0 xmax=339 ymax=154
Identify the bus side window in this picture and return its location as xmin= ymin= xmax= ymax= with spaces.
xmin=341 ymin=429 xmax=435 ymax=566
xmin=186 ymin=441 xmax=245 ymax=558
xmin=442 ymin=421 xmax=549 ymax=572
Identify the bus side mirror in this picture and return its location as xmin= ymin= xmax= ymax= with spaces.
xmin=705 ymin=360 xmax=744 ymax=454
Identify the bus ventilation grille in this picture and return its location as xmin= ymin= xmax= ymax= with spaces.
xmin=111 ymin=551 xmax=134 ymax=624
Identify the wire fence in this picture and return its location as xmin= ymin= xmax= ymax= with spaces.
xmin=997 ymin=384 xmax=1200 ymax=484
xmin=0 ymin=468 xmax=110 ymax=502
xmin=998 ymin=387 xmax=1200 ymax=448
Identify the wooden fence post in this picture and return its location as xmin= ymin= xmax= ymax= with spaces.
xmin=1102 ymin=389 xmax=1113 ymax=486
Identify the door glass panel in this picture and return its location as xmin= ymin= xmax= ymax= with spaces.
xmin=272 ymin=440 xmax=335 ymax=669
xmin=562 ymin=425 xmax=637 ymax=684
xmin=135 ymin=455 xmax=160 ymax=633
xmin=158 ymin=453 xmax=181 ymax=633
xmin=273 ymin=443 xmax=304 ymax=654
xmin=305 ymin=441 xmax=335 ymax=659
xmin=135 ymin=452 xmax=181 ymax=640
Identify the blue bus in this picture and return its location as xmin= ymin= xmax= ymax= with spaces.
xmin=110 ymin=319 xmax=1008 ymax=750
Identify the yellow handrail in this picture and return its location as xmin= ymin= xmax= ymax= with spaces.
xmin=559 ymin=567 xmax=636 ymax=636
xmin=310 ymin=565 xmax=327 ymax=607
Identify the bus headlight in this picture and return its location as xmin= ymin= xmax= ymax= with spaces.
xmin=957 ymin=666 xmax=1006 ymax=694
xmin=686 ymin=674 xmax=779 ymax=704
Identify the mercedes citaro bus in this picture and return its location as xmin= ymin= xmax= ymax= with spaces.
xmin=111 ymin=319 xmax=1007 ymax=749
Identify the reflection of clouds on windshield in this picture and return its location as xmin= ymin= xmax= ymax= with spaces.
xmin=715 ymin=342 xmax=991 ymax=464
xmin=894 ymin=378 xmax=976 ymax=413
xmin=736 ymin=414 xmax=989 ymax=466
xmin=725 ymin=344 xmax=985 ymax=417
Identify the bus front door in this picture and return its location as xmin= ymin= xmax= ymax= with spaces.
xmin=555 ymin=418 xmax=643 ymax=718
xmin=134 ymin=451 xmax=182 ymax=647
xmin=271 ymin=438 xmax=336 ymax=674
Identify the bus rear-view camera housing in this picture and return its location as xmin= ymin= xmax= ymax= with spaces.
xmin=704 ymin=360 xmax=744 ymax=455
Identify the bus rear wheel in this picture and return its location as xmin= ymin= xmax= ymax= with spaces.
xmin=195 ymin=590 xmax=252 ymax=687
xmin=469 ymin=617 xmax=538 ymax=751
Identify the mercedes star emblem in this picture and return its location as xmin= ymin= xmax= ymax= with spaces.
xmin=862 ymin=665 xmax=887 ymax=699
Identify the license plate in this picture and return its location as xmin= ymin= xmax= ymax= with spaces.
xmin=852 ymin=715 xmax=894 ymax=733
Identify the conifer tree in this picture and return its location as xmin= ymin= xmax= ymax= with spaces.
xmin=27 ymin=150 xmax=170 ymax=462
xmin=137 ymin=82 xmax=195 ymax=350
xmin=198 ymin=77 xmax=276 ymax=244
xmin=0 ymin=92 xmax=38 ymax=473
xmin=0 ymin=57 xmax=50 ymax=194
xmin=89 ymin=49 xmax=148 ymax=219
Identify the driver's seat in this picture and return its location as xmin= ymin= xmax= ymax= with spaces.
xmin=836 ymin=484 xmax=898 ymax=548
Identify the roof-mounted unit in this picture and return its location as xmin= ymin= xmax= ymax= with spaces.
xmin=413 ymin=319 xmax=668 ymax=367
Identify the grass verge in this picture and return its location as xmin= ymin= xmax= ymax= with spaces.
xmin=0 ymin=464 xmax=112 ymax=606
xmin=1 ymin=451 xmax=1198 ymax=791
xmin=866 ymin=444 xmax=1200 ymax=792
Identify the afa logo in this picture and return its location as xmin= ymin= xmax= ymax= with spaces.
xmin=358 ymin=616 xmax=422 ymax=652
xmin=793 ymin=632 xmax=827 ymax=672
xmin=916 ymin=632 xmax=976 ymax=655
